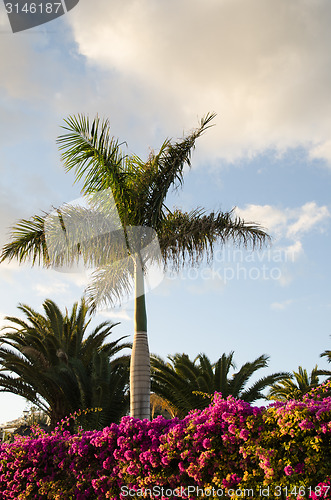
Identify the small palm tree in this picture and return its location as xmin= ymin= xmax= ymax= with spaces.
xmin=151 ymin=352 xmax=288 ymax=418
xmin=318 ymin=340 xmax=331 ymax=379
xmin=267 ymin=366 xmax=321 ymax=402
xmin=0 ymin=113 xmax=270 ymax=419
xmin=0 ymin=298 xmax=130 ymax=429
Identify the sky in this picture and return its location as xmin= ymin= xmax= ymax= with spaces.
xmin=0 ymin=0 xmax=331 ymax=424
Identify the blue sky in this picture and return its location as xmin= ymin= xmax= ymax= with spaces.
xmin=1 ymin=0 xmax=331 ymax=423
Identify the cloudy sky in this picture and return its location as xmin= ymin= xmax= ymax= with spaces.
xmin=1 ymin=0 xmax=331 ymax=423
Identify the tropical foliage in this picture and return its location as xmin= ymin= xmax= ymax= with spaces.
xmin=0 ymin=298 xmax=130 ymax=429
xmin=151 ymin=352 xmax=289 ymax=418
xmin=0 ymin=113 xmax=270 ymax=419
xmin=1 ymin=383 xmax=331 ymax=499
xmin=267 ymin=365 xmax=322 ymax=402
xmin=317 ymin=340 xmax=331 ymax=379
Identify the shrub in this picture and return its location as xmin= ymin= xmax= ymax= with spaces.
xmin=1 ymin=383 xmax=331 ymax=499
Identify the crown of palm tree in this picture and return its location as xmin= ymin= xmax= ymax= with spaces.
xmin=267 ymin=365 xmax=321 ymax=402
xmin=0 ymin=298 xmax=131 ymax=429
xmin=151 ymin=352 xmax=289 ymax=418
xmin=0 ymin=113 xmax=269 ymax=310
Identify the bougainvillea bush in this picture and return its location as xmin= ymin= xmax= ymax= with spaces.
xmin=1 ymin=384 xmax=331 ymax=499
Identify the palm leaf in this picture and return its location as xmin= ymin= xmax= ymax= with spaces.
xmin=143 ymin=113 xmax=216 ymax=227
xmin=0 ymin=214 xmax=49 ymax=265
xmin=158 ymin=208 xmax=270 ymax=271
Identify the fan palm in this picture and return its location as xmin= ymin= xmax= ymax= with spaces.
xmin=267 ymin=365 xmax=321 ymax=402
xmin=0 ymin=113 xmax=270 ymax=419
xmin=0 ymin=298 xmax=130 ymax=429
xmin=151 ymin=352 xmax=288 ymax=418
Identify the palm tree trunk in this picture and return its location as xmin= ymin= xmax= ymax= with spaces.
xmin=130 ymin=259 xmax=150 ymax=419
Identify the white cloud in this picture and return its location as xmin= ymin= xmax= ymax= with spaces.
xmin=33 ymin=281 xmax=70 ymax=296
xmin=236 ymin=202 xmax=330 ymax=240
xmin=235 ymin=204 xmax=288 ymax=236
xmin=277 ymin=271 xmax=294 ymax=288
xmin=271 ymin=299 xmax=293 ymax=310
xmin=282 ymin=241 xmax=303 ymax=263
xmin=286 ymin=202 xmax=330 ymax=238
xmin=65 ymin=0 xmax=331 ymax=163
xmin=98 ymin=309 xmax=132 ymax=322
xmin=310 ymin=140 xmax=331 ymax=164
xmin=0 ymin=260 xmax=22 ymax=279
xmin=3 ymin=1 xmax=331 ymax=169
xmin=235 ymin=202 xmax=330 ymax=287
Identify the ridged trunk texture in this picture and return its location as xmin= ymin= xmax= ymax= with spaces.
xmin=130 ymin=260 xmax=150 ymax=419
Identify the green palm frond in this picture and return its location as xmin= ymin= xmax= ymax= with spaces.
xmin=320 ymin=337 xmax=331 ymax=371
xmin=213 ymin=352 xmax=236 ymax=397
xmin=151 ymin=354 xmax=203 ymax=418
xmin=227 ymin=354 xmax=269 ymax=396
xmin=0 ymin=298 xmax=130 ymax=429
xmin=151 ymin=351 xmax=285 ymax=417
xmin=57 ymin=114 xmax=132 ymax=220
xmin=268 ymin=365 xmax=321 ymax=402
xmin=158 ymin=208 xmax=270 ymax=271
xmin=321 ymin=349 xmax=331 ymax=362
xmin=239 ymin=371 xmax=291 ymax=402
xmin=0 ymin=214 xmax=49 ymax=265
xmin=139 ymin=113 xmax=216 ymax=227
xmin=85 ymin=258 xmax=135 ymax=311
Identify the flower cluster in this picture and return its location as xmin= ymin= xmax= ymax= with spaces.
xmin=0 ymin=388 xmax=330 ymax=499
xmin=310 ymin=478 xmax=331 ymax=500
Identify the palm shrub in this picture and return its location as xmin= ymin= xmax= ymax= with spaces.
xmin=151 ymin=352 xmax=289 ymax=418
xmin=0 ymin=298 xmax=130 ymax=429
xmin=268 ymin=366 xmax=322 ymax=402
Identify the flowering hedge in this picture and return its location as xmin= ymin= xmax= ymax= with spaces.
xmin=1 ymin=385 xmax=331 ymax=499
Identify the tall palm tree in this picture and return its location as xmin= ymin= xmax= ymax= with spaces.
xmin=151 ymin=352 xmax=288 ymax=418
xmin=0 ymin=113 xmax=270 ymax=419
xmin=267 ymin=366 xmax=321 ymax=402
xmin=0 ymin=298 xmax=130 ymax=429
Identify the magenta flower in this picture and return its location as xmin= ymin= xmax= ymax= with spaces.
xmin=239 ymin=429 xmax=249 ymax=440
xmin=202 ymin=438 xmax=212 ymax=449
xmin=284 ymin=465 xmax=294 ymax=476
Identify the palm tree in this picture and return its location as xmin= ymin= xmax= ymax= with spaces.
xmin=151 ymin=352 xmax=288 ymax=418
xmin=267 ymin=366 xmax=321 ymax=402
xmin=0 ymin=113 xmax=270 ymax=419
xmin=0 ymin=298 xmax=130 ymax=429
xmin=318 ymin=340 xmax=331 ymax=378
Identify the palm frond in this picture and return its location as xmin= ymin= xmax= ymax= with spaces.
xmin=143 ymin=113 xmax=216 ymax=227
xmin=240 ymin=371 xmax=291 ymax=402
xmin=57 ymin=115 xmax=132 ymax=216
xmin=0 ymin=214 xmax=49 ymax=265
xmin=0 ymin=297 xmax=129 ymax=429
xmin=85 ymin=257 xmax=135 ymax=311
xmin=213 ymin=352 xmax=236 ymax=397
xmin=267 ymin=365 xmax=321 ymax=401
xmin=158 ymin=208 xmax=270 ymax=271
